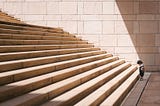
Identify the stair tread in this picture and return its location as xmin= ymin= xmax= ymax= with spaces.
xmin=0 ymin=33 xmax=81 ymax=40
xmin=0 ymin=56 xmax=117 ymax=89
xmin=74 ymin=65 xmax=137 ymax=106
xmin=0 ymin=56 xmax=117 ymax=102
xmin=0 ymin=39 xmax=88 ymax=45
xmin=41 ymin=62 xmax=129 ymax=106
xmin=0 ymin=53 xmax=109 ymax=78
xmin=0 ymin=50 xmax=105 ymax=72
xmin=0 ymin=60 xmax=125 ymax=106
xmin=0 ymin=50 xmax=104 ymax=65
xmin=0 ymin=47 xmax=99 ymax=56
xmin=0 ymin=28 xmax=74 ymax=37
xmin=0 ymin=47 xmax=99 ymax=62
xmin=0 ymin=44 xmax=93 ymax=47
xmin=0 ymin=20 xmax=63 ymax=31
xmin=0 ymin=32 xmax=72 ymax=37
xmin=100 ymin=70 xmax=139 ymax=106
xmin=0 ymin=39 xmax=84 ymax=43
xmin=0 ymin=23 xmax=63 ymax=32
xmin=0 ymin=44 xmax=94 ymax=53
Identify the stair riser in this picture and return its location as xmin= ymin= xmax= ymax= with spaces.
xmin=0 ymin=48 xmax=100 ymax=62
xmin=0 ymin=44 xmax=94 ymax=53
xmin=0 ymin=54 xmax=111 ymax=86
xmin=0 ymin=56 xmax=117 ymax=102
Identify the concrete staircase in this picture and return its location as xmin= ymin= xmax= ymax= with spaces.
xmin=0 ymin=10 xmax=23 ymax=24
xmin=0 ymin=13 xmax=139 ymax=106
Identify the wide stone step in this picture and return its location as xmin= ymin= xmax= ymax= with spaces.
xmin=0 ymin=39 xmax=88 ymax=45
xmin=100 ymin=70 xmax=139 ymax=106
xmin=0 ymin=15 xmax=21 ymax=24
xmin=0 ymin=44 xmax=94 ymax=53
xmin=0 ymin=28 xmax=74 ymax=37
xmin=0 ymin=33 xmax=81 ymax=41
xmin=0 ymin=47 xmax=99 ymax=62
xmin=0 ymin=59 xmax=125 ymax=106
xmin=0 ymin=50 xmax=106 ymax=72
xmin=0 ymin=53 xmax=111 ymax=85
xmin=0 ymin=56 xmax=118 ymax=102
xmin=74 ymin=65 xmax=137 ymax=106
xmin=0 ymin=20 xmax=63 ymax=32
xmin=0 ymin=23 xmax=63 ymax=33
xmin=41 ymin=62 xmax=130 ymax=106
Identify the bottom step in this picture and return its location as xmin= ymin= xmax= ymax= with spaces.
xmin=74 ymin=65 xmax=137 ymax=106
xmin=100 ymin=69 xmax=139 ymax=106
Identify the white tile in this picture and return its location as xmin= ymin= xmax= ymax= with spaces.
xmin=78 ymin=2 xmax=83 ymax=14
xmin=44 ymin=15 xmax=61 ymax=20
xmin=59 ymin=2 xmax=77 ymax=14
xmin=100 ymin=35 xmax=117 ymax=46
xmin=115 ymin=47 xmax=136 ymax=54
xmin=84 ymin=2 xmax=102 ymax=14
xmin=59 ymin=21 xmax=78 ymax=33
xmin=47 ymin=2 xmax=59 ymax=14
xmin=103 ymin=2 xmax=114 ymax=14
xmin=103 ymin=21 xmax=115 ymax=34
xmin=24 ymin=15 xmax=44 ymax=21
xmin=78 ymin=21 xmax=83 ymax=34
xmin=61 ymin=15 xmax=80 ymax=20
xmin=4 ymin=2 xmax=23 ymax=15
xmin=84 ymin=21 xmax=102 ymax=34
xmin=23 ymin=2 xmax=46 ymax=14
xmin=46 ymin=21 xmax=59 ymax=27
xmin=81 ymin=15 xmax=101 ymax=21
xmin=101 ymin=15 xmax=117 ymax=21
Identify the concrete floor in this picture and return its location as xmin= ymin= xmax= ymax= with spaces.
xmin=122 ymin=72 xmax=160 ymax=106
xmin=137 ymin=72 xmax=160 ymax=106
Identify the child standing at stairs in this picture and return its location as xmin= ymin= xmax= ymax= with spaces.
xmin=137 ymin=60 xmax=145 ymax=81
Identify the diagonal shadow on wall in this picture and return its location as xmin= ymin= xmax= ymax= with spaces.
xmin=116 ymin=0 xmax=160 ymax=71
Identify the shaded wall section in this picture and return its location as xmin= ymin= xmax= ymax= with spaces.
xmin=116 ymin=0 xmax=160 ymax=71
xmin=0 ymin=0 xmax=159 ymax=71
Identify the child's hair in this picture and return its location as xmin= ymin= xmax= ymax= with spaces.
xmin=137 ymin=60 xmax=143 ymax=64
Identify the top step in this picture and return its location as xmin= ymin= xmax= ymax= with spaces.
xmin=0 ymin=22 xmax=64 ymax=33
xmin=0 ymin=11 xmax=22 ymax=24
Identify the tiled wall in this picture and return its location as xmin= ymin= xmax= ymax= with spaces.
xmin=0 ymin=0 xmax=160 ymax=71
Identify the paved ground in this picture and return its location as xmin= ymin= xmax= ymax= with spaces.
xmin=137 ymin=72 xmax=160 ymax=106
xmin=122 ymin=72 xmax=160 ymax=106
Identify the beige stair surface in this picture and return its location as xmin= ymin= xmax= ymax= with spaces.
xmin=74 ymin=65 xmax=137 ymax=106
xmin=0 ymin=33 xmax=81 ymax=41
xmin=0 ymin=39 xmax=88 ymax=45
xmin=99 ymin=70 xmax=139 ymax=106
xmin=0 ymin=47 xmax=100 ymax=62
xmin=41 ymin=62 xmax=130 ymax=106
xmin=0 ymin=11 xmax=22 ymax=23
xmin=0 ymin=11 xmax=139 ymax=106
xmin=0 ymin=56 xmax=117 ymax=102
xmin=0 ymin=44 xmax=94 ymax=53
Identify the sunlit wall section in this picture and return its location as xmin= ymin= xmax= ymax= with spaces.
xmin=0 ymin=0 xmax=159 ymax=71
